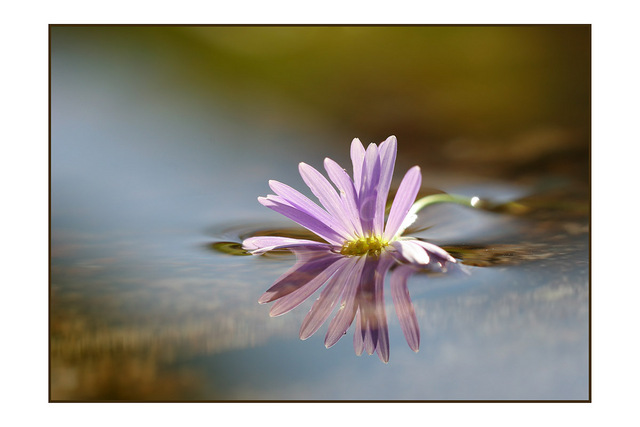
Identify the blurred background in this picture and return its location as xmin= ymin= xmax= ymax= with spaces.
xmin=50 ymin=25 xmax=589 ymax=400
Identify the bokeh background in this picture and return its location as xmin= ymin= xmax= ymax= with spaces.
xmin=50 ymin=25 xmax=590 ymax=401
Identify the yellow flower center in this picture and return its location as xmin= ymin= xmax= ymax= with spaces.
xmin=340 ymin=235 xmax=389 ymax=256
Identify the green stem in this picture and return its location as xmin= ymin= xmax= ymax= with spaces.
xmin=409 ymin=193 xmax=529 ymax=216
xmin=409 ymin=193 xmax=479 ymax=216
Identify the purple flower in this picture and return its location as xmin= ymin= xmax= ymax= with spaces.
xmin=243 ymin=136 xmax=456 ymax=267
xmin=243 ymin=136 xmax=458 ymax=362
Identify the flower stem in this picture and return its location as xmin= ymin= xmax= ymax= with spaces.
xmin=409 ymin=194 xmax=478 ymax=216
xmin=409 ymin=193 xmax=528 ymax=216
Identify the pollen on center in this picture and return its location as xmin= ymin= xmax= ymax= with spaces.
xmin=340 ymin=235 xmax=389 ymax=256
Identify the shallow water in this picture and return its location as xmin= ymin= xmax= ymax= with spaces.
xmin=50 ymin=26 xmax=590 ymax=401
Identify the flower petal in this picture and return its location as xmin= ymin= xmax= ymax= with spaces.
xmin=373 ymin=136 xmax=397 ymax=236
xmin=242 ymin=236 xmax=330 ymax=255
xmin=258 ymin=195 xmax=345 ymax=246
xmin=299 ymin=162 xmax=357 ymax=239
xmin=358 ymin=144 xmax=381 ymax=233
xmin=383 ymin=166 xmax=422 ymax=241
xmin=411 ymin=239 xmax=457 ymax=264
xmin=324 ymin=157 xmax=364 ymax=237
xmin=350 ymin=138 xmax=366 ymax=195
xmin=390 ymin=239 xmax=430 ymax=265
xmin=268 ymin=180 xmax=351 ymax=240
xmin=390 ymin=265 xmax=420 ymax=352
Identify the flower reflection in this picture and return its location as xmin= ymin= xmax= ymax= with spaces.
xmin=244 ymin=136 xmax=461 ymax=362
xmin=257 ymin=247 xmax=456 ymax=363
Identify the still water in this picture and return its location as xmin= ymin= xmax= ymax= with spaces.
xmin=50 ymin=26 xmax=589 ymax=401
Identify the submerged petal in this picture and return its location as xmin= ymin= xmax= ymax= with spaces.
xmin=383 ymin=166 xmax=422 ymax=241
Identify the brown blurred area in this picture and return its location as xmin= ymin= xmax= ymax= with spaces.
xmin=178 ymin=25 xmax=590 ymax=184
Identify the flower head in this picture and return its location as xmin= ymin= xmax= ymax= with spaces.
xmin=243 ymin=136 xmax=466 ymax=363
xmin=242 ymin=136 xmax=460 ymax=362
xmin=243 ymin=136 xmax=456 ymax=268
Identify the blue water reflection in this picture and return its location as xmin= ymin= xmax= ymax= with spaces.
xmin=184 ymin=254 xmax=588 ymax=400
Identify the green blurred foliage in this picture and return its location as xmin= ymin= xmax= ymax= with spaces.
xmin=178 ymin=26 xmax=589 ymax=137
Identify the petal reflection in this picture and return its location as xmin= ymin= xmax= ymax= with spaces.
xmin=269 ymin=255 xmax=348 ymax=317
xmin=353 ymin=255 xmax=395 ymax=363
xmin=257 ymin=246 xmax=459 ymax=362
xmin=324 ymin=256 xmax=366 ymax=348
xmin=390 ymin=265 xmax=421 ymax=352
xmin=300 ymin=256 xmax=359 ymax=340
xmin=258 ymin=249 xmax=341 ymax=305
